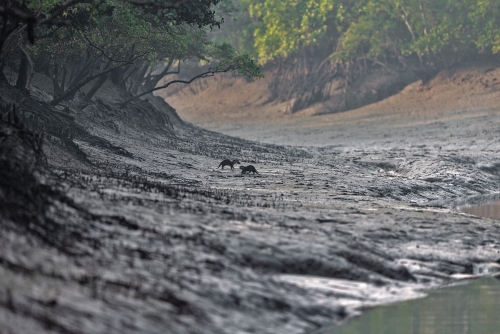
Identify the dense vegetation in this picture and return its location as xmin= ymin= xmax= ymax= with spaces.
xmin=0 ymin=0 xmax=262 ymax=108
xmin=216 ymin=0 xmax=500 ymax=111
xmin=2 ymin=0 xmax=500 ymax=112
xmin=243 ymin=0 xmax=500 ymax=66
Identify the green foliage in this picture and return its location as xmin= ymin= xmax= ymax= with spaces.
xmin=13 ymin=0 xmax=500 ymax=75
xmin=236 ymin=0 xmax=500 ymax=69
xmin=20 ymin=0 xmax=262 ymax=105
xmin=31 ymin=0 xmax=228 ymax=71
xmin=208 ymin=1 xmax=257 ymax=57
xmin=18 ymin=0 xmax=224 ymax=28
xmin=467 ymin=0 xmax=500 ymax=53
xmin=212 ymin=42 xmax=263 ymax=78
xmin=15 ymin=0 xmax=226 ymax=64
xmin=243 ymin=0 xmax=334 ymax=63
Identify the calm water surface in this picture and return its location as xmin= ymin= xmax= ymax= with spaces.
xmin=328 ymin=276 xmax=500 ymax=334
xmin=463 ymin=200 xmax=500 ymax=219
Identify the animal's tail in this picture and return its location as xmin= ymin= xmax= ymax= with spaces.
xmin=217 ymin=164 xmax=221 ymax=169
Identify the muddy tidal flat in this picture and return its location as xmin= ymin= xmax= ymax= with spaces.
xmin=1 ymin=82 xmax=500 ymax=334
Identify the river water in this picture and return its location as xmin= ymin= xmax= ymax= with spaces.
xmin=328 ymin=276 xmax=500 ymax=334
xmin=464 ymin=200 xmax=500 ymax=220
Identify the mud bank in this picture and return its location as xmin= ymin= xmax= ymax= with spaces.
xmin=1 ymin=77 xmax=500 ymax=334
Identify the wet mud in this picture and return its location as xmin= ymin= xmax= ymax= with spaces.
xmin=1 ymin=81 xmax=500 ymax=334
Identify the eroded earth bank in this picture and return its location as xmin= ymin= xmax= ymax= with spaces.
xmin=1 ymin=71 xmax=500 ymax=334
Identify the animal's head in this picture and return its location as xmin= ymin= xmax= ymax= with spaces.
xmin=239 ymin=166 xmax=245 ymax=170
xmin=234 ymin=159 xmax=241 ymax=164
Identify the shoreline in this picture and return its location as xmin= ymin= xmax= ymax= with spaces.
xmin=1 ymin=68 xmax=500 ymax=333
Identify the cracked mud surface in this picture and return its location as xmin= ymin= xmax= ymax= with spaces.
xmin=1 ymin=79 xmax=500 ymax=334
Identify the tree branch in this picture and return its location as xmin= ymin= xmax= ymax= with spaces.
xmin=125 ymin=0 xmax=192 ymax=9
xmin=19 ymin=43 xmax=34 ymax=88
xmin=50 ymin=61 xmax=132 ymax=106
xmin=121 ymin=65 xmax=235 ymax=106
xmin=80 ymin=31 xmax=140 ymax=64
xmin=37 ymin=0 xmax=92 ymax=25
xmin=123 ymin=64 xmax=139 ymax=86
xmin=51 ymin=49 xmax=153 ymax=106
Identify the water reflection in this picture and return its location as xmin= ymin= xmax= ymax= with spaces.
xmin=328 ymin=276 xmax=500 ymax=334
xmin=463 ymin=200 xmax=500 ymax=219
xmin=429 ymin=193 xmax=500 ymax=213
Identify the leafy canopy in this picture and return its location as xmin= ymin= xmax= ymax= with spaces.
xmin=243 ymin=0 xmax=333 ymax=63
xmin=236 ymin=0 xmax=500 ymax=67
xmin=21 ymin=0 xmax=261 ymax=81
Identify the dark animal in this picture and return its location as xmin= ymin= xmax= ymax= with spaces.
xmin=240 ymin=165 xmax=259 ymax=174
xmin=217 ymin=159 xmax=240 ymax=169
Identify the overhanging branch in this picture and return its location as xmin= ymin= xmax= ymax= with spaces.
xmin=121 ymin=65 xmax=235 ymax=106
xmin=50 ymin=49 xmax=151 ymax=106
xmin=51 ymin=61 xmax=135 ymax=106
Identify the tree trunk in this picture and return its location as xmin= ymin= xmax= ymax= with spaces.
xmin=130 ymin=62 xmax=149 ymax=95
xmin=75 ymin=71 xmax=110 ymax=109
xmin=64 ymin=62 xmax=92 ymax=101
xmin=110 ymin=52 xmax=135 ymax=89
xmin=15 ymin=50 xmax=29 ymax=90
xmin=0 ymin=60 xmax=7 ymax=82
xmin=123 ymin=65 xmax=138 ymax=91
xmin=110 ymin=66 xmax=126 ymax=89
xmin=50 ymin=61 xmax=129 ymax=106
xmin=143 ymin=58 xmax=175 ymax=91
xmin=60 ymin=65 xmax=67 ymax=92
xmin=51 ymin=61 xmax=62 ymax=96
xmin=68 ymin=64 xmax=90 ymax=88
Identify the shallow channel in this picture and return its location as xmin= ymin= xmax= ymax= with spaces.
xmin=463 ymin=200 xmax=500 ymax=220
xmin=327 ymin=276 xmax=500 ymax=334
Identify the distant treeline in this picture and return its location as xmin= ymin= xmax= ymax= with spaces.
xmin=231 ymin=0 xmax=500 ymax=70
xmin=212 ymin=0 xmax=500 ymax=111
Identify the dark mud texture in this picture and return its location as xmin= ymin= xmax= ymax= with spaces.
xmin=1 ymin=79 xmax=500 ymax=334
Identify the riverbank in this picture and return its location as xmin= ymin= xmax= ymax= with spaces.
xmin=1 ymin=64 xmax=500 ymax=333
xmin=166 ymin=61 xmax=500 ymax=146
